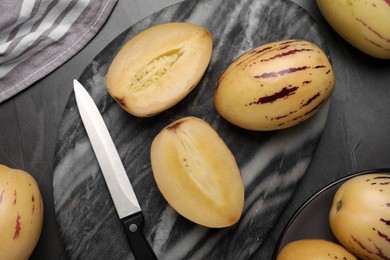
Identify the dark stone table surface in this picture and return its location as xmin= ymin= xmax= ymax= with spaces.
xmin=1 ymin=0 xmax=389 ymax=259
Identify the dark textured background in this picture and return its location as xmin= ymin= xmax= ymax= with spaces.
xmin=0 ymin=0 xmax=389 ymax=259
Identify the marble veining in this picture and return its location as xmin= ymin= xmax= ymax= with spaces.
xmin=53 ymin=0 xmax=331 ymax=259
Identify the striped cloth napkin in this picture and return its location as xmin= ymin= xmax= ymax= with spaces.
xmin=0 ymin=0 xmax=118 ymax=103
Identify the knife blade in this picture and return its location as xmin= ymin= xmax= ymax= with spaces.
xmin=73 ymin=79 xmax=156 ymax=260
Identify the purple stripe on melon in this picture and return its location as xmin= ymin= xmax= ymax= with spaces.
xmin=248 ymin=86 xmax=299 ymax=105
xmin=277 ymin=114 xmax=304 ymax=126
xmin=278 ymin=40 xmax=299 ymax=46
xmin=374 ymin=245 xmax=390 ymax=260
xmin=385 ymin=0 xmax=390 ymax=7
xmin=291 ymin=115 xmax=303 ymax=122
xmin=374 ymin=179 xmax=390 ymax=186
xmin=377 ymin=229 xmax=390 ymax=243
xmin=277 ymin=45 xmax=291 ymax=51
xmin=260 ymin=48 xmax=314 ymax=62
xmin=249 ymin=46 xmax=273 ymax=55
xmin=13 ymin=214 xmax=21 ymax=240
xmin=272 ymin=114 xmax=289 ymax=120
xmin=366 ymin=38 xmax=390 ymax=51
xmin=272 ymin=110 xmax=298 ymax=121
xmin=352 ymin=236 xmax=374 ymax=254
xmin=237 ymin=46 xmax=275 ymax=68
xmin=355 ymin=17 xmax=390 ymax=43
xmin=373 ymin=176 xmax=390 ymax=180
xmin=304 ymin=99 xmax=325 ymax=116
xmin=302 ymin=92 xmax=321 ymax=107
xmin=254 ymin=66 xmax=310 ymax=79
xmin=371 ymin=229 xmax=390 ymax=259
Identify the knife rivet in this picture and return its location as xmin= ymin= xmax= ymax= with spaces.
xmin=129 ymin=224 xmax=138 ymax=232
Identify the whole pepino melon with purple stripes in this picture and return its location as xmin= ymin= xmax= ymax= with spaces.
xmin=214 ymin=39 xmax=335 ymax=131
xmin=317 ymin=0 xmax=390 ymax=59
xmin=329 ymin=173 xmax=390 ymax=260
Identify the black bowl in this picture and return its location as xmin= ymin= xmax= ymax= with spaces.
xmin=272 ymin=168 xmax=390 ymax=259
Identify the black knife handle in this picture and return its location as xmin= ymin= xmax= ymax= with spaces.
xmin=122 ymin=212 xmax=157 ymax=260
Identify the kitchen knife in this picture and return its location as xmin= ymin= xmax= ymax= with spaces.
xmin=73 ymin=79 xmax=157 ymax=260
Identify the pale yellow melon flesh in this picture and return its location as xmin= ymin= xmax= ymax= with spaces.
xmin=150 ymin=117 xmax=244 ymax=228
xmin=106 ymin=23 xmax=213 ymax=117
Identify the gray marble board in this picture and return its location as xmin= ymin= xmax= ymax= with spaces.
xmin=53 ymin=0 xmax=331 ymax=259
